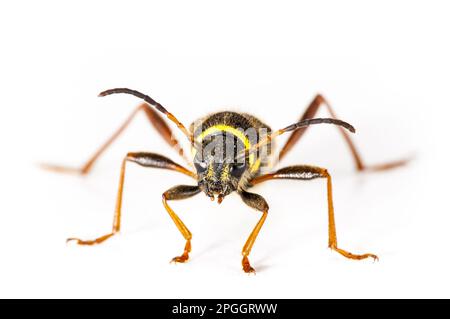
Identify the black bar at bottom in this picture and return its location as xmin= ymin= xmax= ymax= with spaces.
xmin=0 ymin=299 xmax=446 ymax=318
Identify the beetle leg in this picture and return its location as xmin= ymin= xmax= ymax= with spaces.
xmin=41 ymin=102 xmax=190 ymax=175
xmin=67 ymin=152 xmax=196 ymax=245
xmin=251 ymin=165 xmax=378 ymax=261
xmin=277 ymin=94 xmax=409 ymax=171
xmin=239 ymin=190 xmax=269 ymax=274
xmin=162 ymin=185 xmax=201 ymax=263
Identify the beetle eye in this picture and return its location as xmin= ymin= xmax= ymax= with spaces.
xmin=230 ymin=162 xmax=246 ymax=177
xmin=194 ymin=158 xmax=208 ymax=173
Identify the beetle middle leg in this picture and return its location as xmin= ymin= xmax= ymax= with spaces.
xmin=67 ymin=152 xmax=196 ymax=245
xmin=42 ymin=102 xmax=190 ymax=175
xmin=277 ymin=94 xmax=409 ymax=171
xmin=251 ymin=165 xmax=378 ymax=261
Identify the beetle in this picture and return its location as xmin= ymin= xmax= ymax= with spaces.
xmin=44 ymin=88 xmax=407 ymax=273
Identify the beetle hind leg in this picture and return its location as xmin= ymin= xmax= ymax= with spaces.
xmin=277 ymin=94 xmax=410 ymax=171
xmin=41 ymin=102 xmax=189 ymax=175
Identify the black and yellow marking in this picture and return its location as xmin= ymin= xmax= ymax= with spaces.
xmin=191 ymin=112 xmax=272 ymax=174
xmin=57 ymin=88 xmax=391 ymax=274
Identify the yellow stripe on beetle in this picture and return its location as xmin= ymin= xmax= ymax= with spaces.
xmin=195 ymin=124 xmax=262 ymax=172
xmin=197 ymin=125 xmax=250 ymax=149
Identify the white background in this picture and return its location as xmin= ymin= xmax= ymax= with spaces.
xmin=0 ymin=1 xmax=448 ymax=298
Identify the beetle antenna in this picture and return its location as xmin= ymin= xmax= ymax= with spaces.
xmin=277 ymin=117 xmax=355 ymax=135
xmin=237 ymin=117 xmax=355 ymax=161
xmin=99 ymin=88 xmax=193 ymax=145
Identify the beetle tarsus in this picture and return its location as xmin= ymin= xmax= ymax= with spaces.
xmin=242 ymin=256 xmax=256 ymax=274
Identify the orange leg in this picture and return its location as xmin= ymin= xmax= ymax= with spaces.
xmin=162 ymin=185 xmax=201 ymax=263
xmin=322 ymin=169 xmax=378 ymax=260
xmin=240 ymin=190 xmax=269 ymax=274
xmin=67 ymin=152 xmax=196 ymax=245
xmin=251 ymin=165 xmax=378 ymax=261
xmin=41 ymin=102 xmax=189 ymax=175
xmin=278 ymin=94 xmax=409 ymax=171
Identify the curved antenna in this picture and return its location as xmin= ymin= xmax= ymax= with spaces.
xmin=277 ymin=117 xmax=355 ymax=135
xmin=99 ymin=88 xmax=193 ymax=144
xmin=237 ymin=117 xmax=356 ymax=161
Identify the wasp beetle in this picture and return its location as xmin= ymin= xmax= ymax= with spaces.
xmin=44 ymin=88 xmax=407 ymax=273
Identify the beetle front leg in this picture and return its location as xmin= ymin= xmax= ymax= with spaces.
xmin=240 ymin=190 xmax=269 ymax=274
xmin=162 ymin=185 xmax=201 ymax=263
